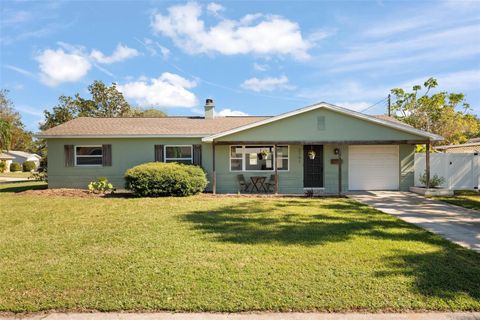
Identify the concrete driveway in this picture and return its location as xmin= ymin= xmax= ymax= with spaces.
xmin=349 ymin=191 xmax=480 ymax=252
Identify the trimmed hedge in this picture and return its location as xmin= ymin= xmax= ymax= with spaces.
xmin=0 ymin=161 xmax=6 ymax=173
xmin=23 ymin=161 xmax=36 ymax=172
xmin=10 ymin=162 xmax=21 ymax=172
xmin=125 ymin=162 xmax=208 ymax=197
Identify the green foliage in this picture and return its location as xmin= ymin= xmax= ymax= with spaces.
xmin=0 ymin=89 xmax=33 ymax=151
xmin=419 ymin=171 xmax=445 ymax=188
xmin=22 ymin=160 xmax=36 ymax=172
xmin=0 ymin=160 xmax=6 ymax=173
xmin=390 ymin=78 xmax=480 ymax=145
xmin=9 ymin=162 xmax=21 ymax=172
xmin=30 ymin=170 xmax=48 ymax=182
xmin=88 ymin=177 xmax=115 ymax=194
xmin=0 ymin=119 xmax=11 ymax=151
xmin=40 ymin=81 xmax=134 ymax=131
xmin=125 ymin=162 xmax=208 ymax=197
xmin=128 ymin=107 xmax=167 ymax=118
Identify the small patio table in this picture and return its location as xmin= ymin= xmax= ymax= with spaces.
xmin=250 ymin=176 xmax=268 ymax=192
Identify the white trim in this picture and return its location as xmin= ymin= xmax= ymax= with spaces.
xmin=229 ymin=145 xmax=290 ymax=172
xmin=164 ymin=145 xmax=193 ymax=164
xmin=39 ymin=134 xmax=207 ymax=139
xmin=435 ymin=142 xmax=480 ymax=150
xmin=74 ymin=145 xmax=103 ymax=167
xmin=202 ymin=102 xmax=444 ymax=142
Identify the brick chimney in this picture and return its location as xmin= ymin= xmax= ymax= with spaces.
xmin=204 ymin=98 xmax=215 ymax=119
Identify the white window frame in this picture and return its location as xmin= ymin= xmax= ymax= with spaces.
xmin=164 ymin=145 xmax=193 ymax=164
xmin=74 ymin=145 xmax=103 ymax=167
xmin=229 ymin=145 xmax=290 ymax=172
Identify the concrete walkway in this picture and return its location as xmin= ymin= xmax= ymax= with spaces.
xmin=2 ymin=312 xmax=480 ymax=320
xmin=349 ymin=191 xmax=480 ymax=252
xmin=0 ymin=177 xmax=31 ymax=183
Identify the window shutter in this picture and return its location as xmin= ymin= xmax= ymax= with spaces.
xmin=193 ymin=144 xmax=202 ymax=166
xmin=102 ymin=144 xmax=112 ymax=166
xmin=64 ymin=145 xmax=74 ymax=167
xmin=154 ymin=145 xmax=164 ymax=162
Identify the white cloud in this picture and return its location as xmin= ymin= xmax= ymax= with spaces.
xmin=90 ymin=43 xmax=139 ymax=64
xmin=35 ymin=48 xmax=91 ymax=86
xmin=405 ymin=70 xmax=480 ymax=92
xmin=118 ymin=72 xmax=198 ymax=108
xmin=207 ymin=2 xmax=225 ymax=15
xmin=241 ymin=75 xmax=294 ymax=92
xmin=253 ymin=62 xmax=268 ymax=72
xmin=4 ymin=64 xmax=35 ymax=78
xmin=215 ymin=108 xmax=248 ymax=116
xmin=151 ymin=2 xmax=311 ymax=60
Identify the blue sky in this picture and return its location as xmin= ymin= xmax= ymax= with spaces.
xmin=1 ymin=0 xmax=479 ymax=132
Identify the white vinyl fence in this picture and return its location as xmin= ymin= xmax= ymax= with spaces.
xmin=414 ymin=153 xmax=480 ymax=190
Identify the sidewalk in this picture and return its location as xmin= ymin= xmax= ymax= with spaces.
xmin=2 ymin=313 xmax=480 ymax=320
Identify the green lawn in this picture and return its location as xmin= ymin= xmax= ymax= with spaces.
xmin=0 ymin=182 xmax=479 ymax=313
xmin=0 ymin=171 xmax=32 ymax=179
xmin=435 ymin=191 xmax=480 ymax=211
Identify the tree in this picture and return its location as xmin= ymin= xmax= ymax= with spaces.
xmin=0 ymin=119 xmax=11 ymax=151
xmin=390 ymin=78 xmax=479 ymax=145
xmin=128 ymin=107 xmax=167 ymax=118
xmin=0 ymin=89 xmax=33 ymax=151
xmin=41 ymin=81 xmax=166 ymax=131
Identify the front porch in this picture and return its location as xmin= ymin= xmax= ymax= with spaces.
xmin=209 ymin=140 xmax=428 ymax=195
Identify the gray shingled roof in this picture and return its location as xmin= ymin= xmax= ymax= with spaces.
xmin=39 ymin=116 xmax=271 ymax=137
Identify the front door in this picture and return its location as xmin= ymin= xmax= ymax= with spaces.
xmin=303 ymin=145 xmax=324 ymax=188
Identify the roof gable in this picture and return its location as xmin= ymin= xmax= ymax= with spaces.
xmin=202 ymin=102 xmax=443 ymax=142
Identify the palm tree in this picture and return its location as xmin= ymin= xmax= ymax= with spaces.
xmin=0 ymin=119 xmax=12 ymax=151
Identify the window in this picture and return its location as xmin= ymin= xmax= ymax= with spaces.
xmin=165 ymin=145 xmax=193 ymax=164
xmin=75 ymin=146 xmax=103 ymax=166
xmin=230 ymin=146 xmax=243 ymax=171
xmin=230 ymin=145 xmax=289 ymax=171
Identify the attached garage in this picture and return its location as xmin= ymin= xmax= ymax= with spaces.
xmin=348 ymin=145 xmax=399 ymax=190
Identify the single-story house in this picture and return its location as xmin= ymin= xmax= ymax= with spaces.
xmin=39 ymin=100 xmax=443 ymax=194
xmin=0 ymin=153 xmax=15 ymax=172
xmin=435 ymin=138 xmax=480 ymax=154
xmin=3 ymin=151 xmax=42 ymax=168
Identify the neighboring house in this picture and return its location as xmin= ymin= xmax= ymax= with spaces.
xmin=39 ymin=100 xmax=443 ymax=193
xmin=0 ymin=153 xmax=15 ymax=172
xmin=435 ymin=138 xmax=480 ymax=154
xmin=4 ymin=151 xmax=42 ymax=169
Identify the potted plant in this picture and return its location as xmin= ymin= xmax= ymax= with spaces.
xmin=258 ymin=149 xmax=269 ymax=160
xmin=308 ymin=150 xmax=316 ymax=160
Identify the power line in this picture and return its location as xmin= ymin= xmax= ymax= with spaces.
xmin=360 ymin=97 xmax=388 ymax=113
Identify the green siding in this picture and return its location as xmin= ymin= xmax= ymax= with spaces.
xmin=47 ymin=138 xmax=202 ymax=189
xmin=46 ymin=108 xmax=420 ymax=192
xmin=399 ymin=144 xmax=415 ymax=191
xmin=217 ymin=108 xmax=425 ymax=142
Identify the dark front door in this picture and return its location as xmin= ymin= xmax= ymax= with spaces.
xmin=304 ymin=145 xmax=324 ymax=188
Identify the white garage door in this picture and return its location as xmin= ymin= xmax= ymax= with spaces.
xmin=348 ymin=145 xmax=399 ymax=190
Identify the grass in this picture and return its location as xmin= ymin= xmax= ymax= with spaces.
xmin=0 ymin=182 xmax=479 ymax=313
xmin=0 ymin=171 xmax=32 ymax=179
xmin=435 ymin=190 xmax=480 ymax=211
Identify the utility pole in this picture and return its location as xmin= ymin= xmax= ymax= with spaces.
xmin=387 ymin=94 xmax=391 ymax=116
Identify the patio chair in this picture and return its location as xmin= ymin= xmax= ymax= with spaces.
xmin=265 ymin=174 xmax=277 ymax=193
xmin=237 ymin=174 xmax=251 ymax=192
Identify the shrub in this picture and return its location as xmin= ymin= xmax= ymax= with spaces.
xmin=22 ymin=160 xmax=36 ymax=172
xmin=88 ymin=177 xmax=115 ymax=194
xmin=0 ymin=161 xmax=6 ymax=173
xmin=30 ymin=170 xmax=48 ymax=182
xmin=10 ymin=162 xmax=21 ymax=172
xmin=125 ymin=162 xmax=208 ymax=197
xmin=419 ymin=171 xmax=445 ymax=188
